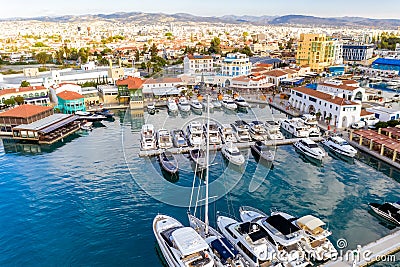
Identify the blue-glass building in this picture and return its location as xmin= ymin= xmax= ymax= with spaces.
xmin=372 ymin=58 xmax=400 ymax=72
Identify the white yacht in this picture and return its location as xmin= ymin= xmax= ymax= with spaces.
xmin=171 ymin=129 xmax=188 ymax=148
xmin=221 ymin=142 xmax=245 ymax=166
xmin=167 ymin=98 xmax=178 ymax=112
xmin=239 ymin=207 xmax=310 ymax=267
xmin=219 ymin=124 xmax=237 ymax=143
xmin=191 ymin=99 xmax=203 ymax=111
xmin=369 ymin=201 xmax=400 ymax=226
xmin=221 ymin=96 xmax=237 ymax=110
xmin=187 ymin=121 xmax=204 ymax=146
xmin=217 ymin=215 xmax=280 ymax=267
xmin=203 ymin=121 xmax=221 ymax=145
xmin=321 ymin=136 xmax=357 ymax=158
xmin=249 ymin=121 xmax=269 ymax=141
xmin=140 ymin=124 xmax=157 ymax=150
xmin=281 ymin=118 xmax=310 ymax=138
xmin=231 ymin=121 xmax=251 ymax=143
xmin=153 ymin=214 xmax=214 ymax=267
xmin=157 ymin=129 xmax=173 ymax=149
xmin=293 ymin=138 xmax=325 ymax=161
xmin=301 ymin=114 xmax=321 ymax=138
xmin=178 ymin=98 xmax=191 ymax=112
xmin=212 ymin=99 xmax=222 ymax=109
xmin=234 ymin=96 xmax=250 ymax=108
xmin=265 ymin=120 xmax=284 ymax=140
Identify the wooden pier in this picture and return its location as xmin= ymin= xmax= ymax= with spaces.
xmin=138 ymin=137 xmax=323 ymax=157
xmin=322 ymin=230 xmax=400 ymax=267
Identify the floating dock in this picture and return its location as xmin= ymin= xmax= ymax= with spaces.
xmin=139 ymin=137 xmax=323 ymax=157
xmin=322 ymin=230 xmax=400 ymax=267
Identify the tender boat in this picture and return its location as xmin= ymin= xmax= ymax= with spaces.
xmin=190 ymin=148 xmax=207 ymax=170
xmin=140 ymin=124 xmax=157 ymax=150
xmin=153 ymin=214 xmax=214 ymax=267
xmin=321 ymin=136 xmax=357 ymax=158
xmin=234 ymin=96 xmax=250 ymax=108
xmin=231 ymin=120 xmax=251 ymax=143
xmin=219 ymin=124 xmax=237 ymax=143
xmin=186 ymin=121 xmax=204 ymax=146
xmin=369 ymin=201 xmax=400 ymax=225
xmin=265 ymin=120 xmax=284 ymax=140
xmin=167 ymin=98 xmax=178 ymax=112
xmin=157 ymin=129 xmax=173 ymax=149
xmin=239 ymin=207 xmax=310 ymax=267
xmin=171 ymin=129 xmax=188 ymax=148
xmin=293 ymin=138 xmax=325 ymax=162
xmin=251 ymin=141 xmax=275 ymax=163
xmin=221 ymin=97 xmax=237 ymax=110
xmin=80 ymin=121 xmax=93 ymax=131
xmin=281 ymin=118 xmax=309 ymax=138
xmin=221 ymin=142 xmax=245 ymax=166
xmin=75 ymin=111 xmax=91 ymax=116
xmin=217 ymin=215 xmax=280 ymax=267
xmin=158 ymin=151 xmax=179 ymax=174
xmin=301 ymin=114 xmax=321 ymax=137
xmin=178 ymin=98 xmax=191 ymax=112
xmin=211 ymin=99 xmax=222 ymax=109
xmin=147 ymin=103 xmax=156 ymax=115
xmin=203 ymin=121 xmax=221 ymax=145
xmin=95 ymin=109 xmax=114 ymax=118
xmin=76 ymin=111 xmax=107 ymax=121
xmin=190 ymin=99 xmax=203 ymax=111
xmin=249 ymin=121 xmax=269 ymax=141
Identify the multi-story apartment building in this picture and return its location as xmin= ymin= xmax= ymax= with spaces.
xmin=296 ymin=33 xmax=337 ymax=73
xmin=183 ymin=55 xmax=213 ymax=74
xmin=342 ymin=44 xmax=374 ymax=62
xmin=221 ymin=53 xmax=251 ymax=77
xmin=0 ymin=86 xmax=50 ymax=106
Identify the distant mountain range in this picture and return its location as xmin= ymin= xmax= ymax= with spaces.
xmin=2 ymin=12 xmax=400 ymax=28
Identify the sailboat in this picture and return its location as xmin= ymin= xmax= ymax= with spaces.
xmin=188 ymin=95 xmax=247 ymax=267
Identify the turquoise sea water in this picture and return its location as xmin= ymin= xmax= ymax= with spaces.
xmin=0 ymin=106 xmax=399 ymax=266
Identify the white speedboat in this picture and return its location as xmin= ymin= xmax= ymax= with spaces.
xmin=231 ymin=120 xmax=251 ymax=143
xmin=167 ymin=98 xmax=178 ymax=112
xmin=264 ymin=120 xmax=284 ymax=140
xmin=171 ymin=129 xmax=188 ymax=148
xmin=239 ymin=207 xmax=310 ymax=267
xmin=249 ymin=121 xmax=269 ymax=141
xmin=281 ymin=118 xmax=309 ymax=138
xmin=75 ymin=111 xmax=91 ymax=116
xmin=234 ymin=96 xmax=250 ymax=108
xmin=153 ymin=214 xmax=214 ymax=267
xmin=157 ymin=129 xmax=173 ymax=149
xmin=294 ymin=138 xmax=325 ymax=162
xmin=219 ymin=124 xmax=237 ymax=143
xmin=369 ymin=201 xmax=400 ymax=226
xmin=80 ymin=121 xmax=93 ymax=131
xmin=203 ymin=121 xmax=221 ymax=145
xmin=187 ymin=121 xmax=204 ymax=146
xmin=221 ymin=96 xmax=237 ymax=110
xmin=159 ymin=151 xmax=179 ymax=174
xmin=190 ymin=99 xmax=203 ymax=111
xmin=301 ymin=114 xmax=321 ymax=138
xmin=321 ymin=136 xmax=357 ymax=158
xmin=147 ymin=103 xmax=156 ymax=115
xmin=190 ymin=148 xmax=207 ymax=170
xmin=221 ymin=142 xmax=245 ymax=166
xmin=178 ymin=98 xmax=191 ymax=112
xmin=250 ymin=141 xmax=275 ymax=164
xmin=140 ymin=124 xmax=157 ymax=150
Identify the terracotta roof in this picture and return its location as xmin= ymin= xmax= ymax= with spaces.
xmin=57 ymin=91 xmax=84 ymax=100
xmin=255 ymin=63 xmax=273 ymax=68
xmin=354 ymin=129 xmax=400 ymax=151
xmin=291 ymin=87 xmax=359 ymax=106
xmin=319 ymin=82 xmax=359 ymax=91
xmin=0 ymin=86 xmax=47 ymax=97
xmin=360 ymin=110 xmax=374 ymax=117
xmin=265 ymin=70 xmax=288 ymax=77
xmin=187 ymin=54 xmax=213 ymax=60
xmin=282 ymin=69 xmax=298 ymax=74
xmin=143 ymin=77 xmax=182 ymax=84
xmin=342 ymin=80 xmax=358 ymax=85
xmin=0 ymin=104 xmax=52 ymax=118
xmin=116 ymin=76 xmax=144 ymax=89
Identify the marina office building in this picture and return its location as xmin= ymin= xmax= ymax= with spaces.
xmin=342 ymin=44 xmax=374 ymax=62
xmin=289 ymin=87 xmax=361 ymax=128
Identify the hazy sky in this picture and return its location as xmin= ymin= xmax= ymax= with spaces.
xmin=1 ymin=0 xmax=400 ymax=19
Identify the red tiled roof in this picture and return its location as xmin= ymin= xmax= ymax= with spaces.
xmin=342 ymin=80 xmax=358 ymax=85
xmin=0 ymin=104 xmax=52 ymax=118
xmin=360 ymin=110 xmax=374 ymax=117
xmin=143 ymin=77 xmax=182 ymax=84
xmin=0 ymin=86 xmax=47 ymax=97
xmin=265 ymin=70 xmax=288 ymax=77
xmin=292 ymin=87 xmax=359 ymax=106
xmin=319 ymin=82 xmax=359 ymax=91
xmin=116 ymin=76 xmax=144 ymax=89
xmin=57 ymin=91 xmax=84 ymax=100
xmin=187 ymin=54 xmax=212 ymax=60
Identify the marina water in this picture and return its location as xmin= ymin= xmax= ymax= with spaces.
xmin=0 ymin=106 xmax=399 ymax=266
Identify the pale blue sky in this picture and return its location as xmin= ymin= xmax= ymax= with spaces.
xmin=1 ymin=0 xmax=400 ymax=19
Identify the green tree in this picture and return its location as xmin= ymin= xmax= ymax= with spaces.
xmin=135 ymin=50 xmax=140 ymax=62
xmin=208 ymin=37 xmax=221 ymax=54
xmin=35 ymin=52 xmax=50 ymax=66
xmin=20 ymin=80 xmax=30 ymax=87
xmin=3 ymin=98 xmax=16 ymax=106
xmin=150 ymin=43 xmax=158 ymax=59
xmin=14 ymin=96 xmax=24 ymax=105
xmin=140 ymin=62 xmax=146 ymax=69
xmin=146 ymin=61 xmax=152 ymax=73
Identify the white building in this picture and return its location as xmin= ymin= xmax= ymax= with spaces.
xmin=316 ymin=80 xmax=366 ymax=102
xmin=183 ymin=55 xmax=213 ymax=74
xmin=264 ymin=70 xmax=289 ymax=86
xmin=334 ymin=42 xmax=344 ymax=65
xmin=342 ymin=44 xmax=374 ymax=62
xmin=221 ymin=53 xmax=251 ymax=77
xmin=289 ymin=87 xmax=362 ymax=128
xmin=366 ymin=107 xmax=400 ymax=122
xmin=231 ymin=75 xmax=274 ymax=91
xmin=142 ymin=77 xmax=184 ymax=98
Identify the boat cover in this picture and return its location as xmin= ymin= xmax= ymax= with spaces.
xmin=265 ymin=214 xmax=300 ymax=236
xmin=297 ymin=215 xmax=325 ymax=231
xmin=210 ymin=238 xmax=237 ymax=264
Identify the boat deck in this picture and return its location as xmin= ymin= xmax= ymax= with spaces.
xmin=138 ymin=137 xmax=323 ymax=157
xmin=322 ymin=230 xmax=400 ymax=267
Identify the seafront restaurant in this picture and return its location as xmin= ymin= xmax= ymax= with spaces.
xmin=56 ymin=91 xmax=86 ymax=114
xmin=350 ymin=129 xmax=400 ymax=164
xmin=380 ymin=127 xmax=400 ymax=141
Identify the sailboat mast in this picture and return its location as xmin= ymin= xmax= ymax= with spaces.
xmin=205 ymin=94 xmax=210 ymax=235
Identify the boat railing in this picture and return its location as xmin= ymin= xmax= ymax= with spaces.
xmin=239 ymin=206 xmax=268 ymax=217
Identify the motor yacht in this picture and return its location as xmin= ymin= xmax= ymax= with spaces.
xmin=293 ymin=138 xmax=325 ymax=162
xmin=281 ymin=118 xmax=309 ymax=138
xmin=321 ymin=136 xmax=357 ymax=158
xmin=157 ymin=129 xmax=173 ymax=149
xmin=265 ymin=120 xmax=284 ymax=140
xmin=147 ymin=103 xmax=156 ymax=115
xmin=251 ymin=141 xmax=275 ymax=164
xmin=189 ymin=148 xmax=207 ymax=170
xmin=171 ymin=129 xmax=188 ymax=148
xmin=191 ymin=99 xmax=203 ymax=111
xmin=167 ymin=98 xmax=178 ymax=112
xmin=187 ymin=121 xmax=204 ymax=146
xmin=369 ymin=201 xmax=400 ymax=226
xmin=231 ymin=120 xmax=251 ymax=143
xmin=221 ymin=142 xmax=245 ymax=166
xmin=301 ymin=114 xmax=321 ymax=138
xmin=153 ymin=214 xmax=214 ymax=267
xmin=178 ymin=98 xmax=191 ymax=112
xmin=249 ymin=121 xmax=269 ymax=141
xmin=219 ymin=124 xmax=237 ymax=143
xmin=221 ymin=96 xmax=237 ymax=110
xmin=159 ymin=151 xmax=179 ymax=174
xmin=234 ymin=96 xmax=250 ymax=108
xmin=80 ymin=121 xmax=93 ymax=131
xmin=203 ymin=121 xmax=221 ymax=145
xmin=140 ymin=124 xmax=157 ymax=150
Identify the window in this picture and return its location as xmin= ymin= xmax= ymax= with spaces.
xmin=309 ymin=97 xmax=317 ymax=102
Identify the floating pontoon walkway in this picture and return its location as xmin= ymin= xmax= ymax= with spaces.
xmin=322 ymin=230 xmax=400 ymax=267
xmin=138 ymin=137 xmax=323 ymax=157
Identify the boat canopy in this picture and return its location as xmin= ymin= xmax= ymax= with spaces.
xmin=265 ymin=214 xmax=300 ymax=236
xmin=297 ymin=215 xmax=326 ymax=231
xmin=171 ymin=227 xmax=209 ymax=256
xmin=210 ymin=238 xmax=238 ymax=264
